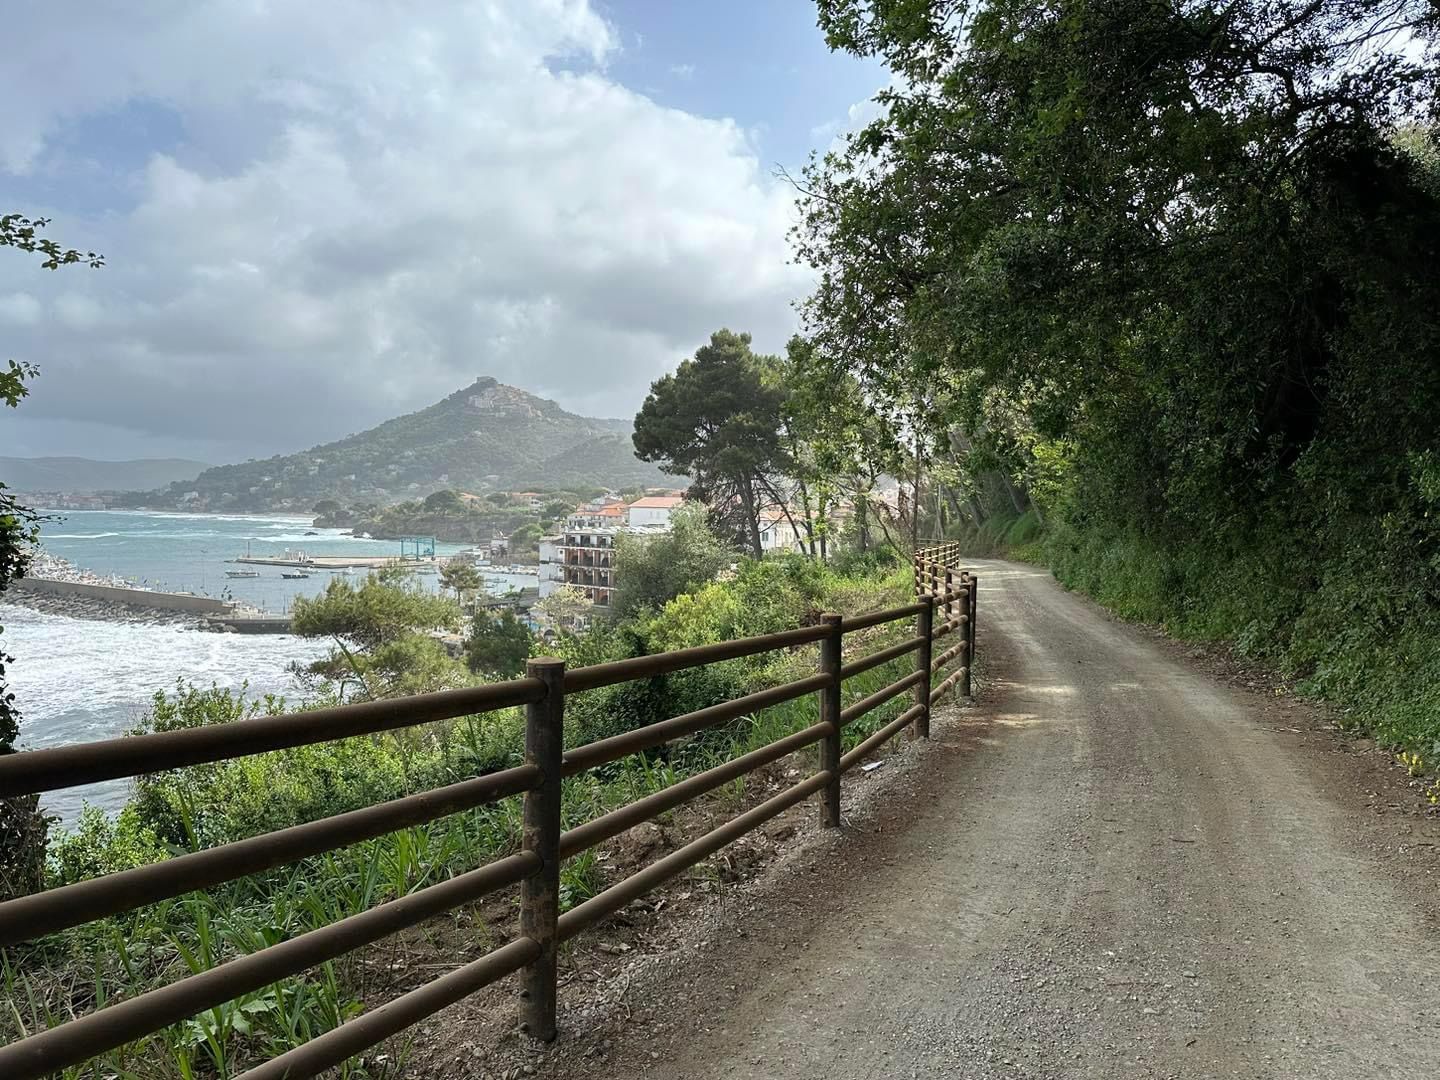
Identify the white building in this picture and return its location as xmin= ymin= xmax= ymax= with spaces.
xmin=540 ymin=506 xmax=673 ymax=610
xmin=625 ymin=495 xmax=684 ymax=529
xmin=758 ymin=509 xmax=804 ymax=553
xmin=537 ymin=535 xmax=565 ymax=598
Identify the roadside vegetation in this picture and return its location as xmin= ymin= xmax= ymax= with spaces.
xmin=3 ymin=512 xmax=920 ymax=1077
xmin=782 ymin=1 xmax=1440 ymax=772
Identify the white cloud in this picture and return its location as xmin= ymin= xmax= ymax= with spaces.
xmin=0 ymin=1 xmax=811 ymax=458
xmin=0 ymin=293 xmax=41 ymax=327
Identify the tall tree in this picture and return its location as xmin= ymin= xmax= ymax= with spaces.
xmin=438 ymin=560 xmax=483 ymax=602
xmin=633 ymin=330 xmax=790 ymax=557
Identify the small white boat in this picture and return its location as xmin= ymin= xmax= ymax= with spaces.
xmin=280 ymin=569 xmax=311 ymax=579
xmin=225 ymin=570 xmax=261 ymax=579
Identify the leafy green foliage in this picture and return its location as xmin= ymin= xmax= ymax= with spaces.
xmin=20 ymin=549 xmax=916 ymax=1075
xmin=798 ymin=0 xmax=1440 ymax=752
xmin=0 ymin=214 xmax=103 ymax=271
xmin=291 ymin=572 xmax=464 ymax=697
xmin=465 ymin=608 xmax=533 ymax=677
xmin=535 ymin=583 xmax=594 ymax=627
xmin=292 ymin=574 xmax=459 ymax=653
xmin=438 ymin=559 xmax=483 ymax=599
xmin=2 ymin=213 xmax=103 ymax=901
xmin=508 ymin=521 xmax=543 ymax=555
xmin=613 ymin=503 xmax=734 ymax=617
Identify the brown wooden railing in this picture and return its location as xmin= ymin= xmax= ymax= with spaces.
xmin=0 ymin=546 xmax=977 ymax=1079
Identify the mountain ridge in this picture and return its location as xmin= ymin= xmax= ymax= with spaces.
xmin=128 ymin=377 xmax=669 ymax=511
xmin=1 ymin=457 xmax=210 ymax=493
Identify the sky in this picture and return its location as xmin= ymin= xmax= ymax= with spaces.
xmin=0 ymin=0 xmax=886 ymax=465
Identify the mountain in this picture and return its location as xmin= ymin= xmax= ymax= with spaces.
xmin=132 ymin=378 xmax=673 ymax=511
xmin=1 ymin=456 xmax=209 ymax=493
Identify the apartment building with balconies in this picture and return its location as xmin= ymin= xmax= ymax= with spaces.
xmin=561 ymin=524 xmax=619 ymax=608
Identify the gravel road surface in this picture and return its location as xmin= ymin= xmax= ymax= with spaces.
xmin=535 ymin=559 xmax=1439 ymax=1080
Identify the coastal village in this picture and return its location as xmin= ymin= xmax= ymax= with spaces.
xmin=9 ymin=485 xmax=871 ymax=638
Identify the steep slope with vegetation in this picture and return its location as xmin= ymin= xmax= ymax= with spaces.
xmin=787 ymin=0 xmax=1440 ymax=758
xmin=130 ymin=377 xmax=671 ymax=511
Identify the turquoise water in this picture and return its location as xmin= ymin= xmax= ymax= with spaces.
xmin=4 ymin=510 xmax=537 ymax=822
xmin=35 ymin=509 xmax=475 ymax=613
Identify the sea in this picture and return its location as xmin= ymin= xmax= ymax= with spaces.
xmin=1 ymin=509 xmax=538 ymax=823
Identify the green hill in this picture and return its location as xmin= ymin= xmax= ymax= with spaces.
xmin=131 ymin=378 xmax=672 ymax=511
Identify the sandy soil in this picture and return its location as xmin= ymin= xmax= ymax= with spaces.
xmin=414 ymin=559 xmax=1440 ymax=1080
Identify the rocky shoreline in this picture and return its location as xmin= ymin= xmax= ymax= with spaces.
xmin=4 ymin=549 xmax=251 ymax=628
xmin=3 ymin=587 xmax=210 ymax=628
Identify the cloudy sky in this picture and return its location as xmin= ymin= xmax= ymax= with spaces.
xmin=1 ymin=1 xmax=883 ymax=464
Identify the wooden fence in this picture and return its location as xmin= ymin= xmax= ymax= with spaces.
xmin=0 ymin=545 xmax=976 ymax=1079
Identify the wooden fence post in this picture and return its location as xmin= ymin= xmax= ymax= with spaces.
xmin=818 ymin=612 xmax=843 ymax=827
xmin=970 ymin=573 xmax=979 ymax=685
xmin=963 ymin=573 xmax=976 ymax=698
xmin=913 ymin=595 xmax=934 ymax=739
xmin=520 ymin=657 xmax=565 ymax=1041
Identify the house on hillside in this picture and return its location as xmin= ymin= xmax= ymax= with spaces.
xmin=567 ymin=504 xmax=625 ymax=529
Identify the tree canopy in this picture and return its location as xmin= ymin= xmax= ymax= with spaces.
xmin=794 ymin=0 xmax=1440 ymax=551
xmin=291 ymin=571 xmax=463 ymax=698
xmin=787 ymin=0 xmax=1440 ymax=754
xmin=438 ymin=560 xmax=483 ymax=600
xmin=633 ymin=329 xmax=790 ymax=557
xmin=465 ymin=608 xmax=533 ymax=677
xmin=613 ymin=503 xmax=735 ymax=617
xmin=292 ymin=572 xmax=459 ymax=653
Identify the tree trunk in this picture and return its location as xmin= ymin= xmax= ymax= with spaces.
xmin=998 ymin=471 xmax=1028 ymax=516
xmin=967 ymin=494 xmax=988 ymax=526
xmin=794 ymin=476 xmax=818 ymax=558
xmin=738 ymin=478 xmax=763 ymax=559
xmin=911 ymin=434 xmax=922 ymax=552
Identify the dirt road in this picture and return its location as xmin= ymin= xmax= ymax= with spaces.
xmin=518 ymin=559 xmax=1439 ymax=1080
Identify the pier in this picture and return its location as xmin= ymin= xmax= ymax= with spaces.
xmin=229 ymin=555 xmax=446 ymax=570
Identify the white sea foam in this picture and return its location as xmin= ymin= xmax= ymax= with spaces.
xmin=2 ymin=603 xmax=329 ymax=821
xmin=2 ymin=605 xmax=326 ymax=738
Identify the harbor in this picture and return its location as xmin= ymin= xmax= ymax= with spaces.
xmin=228 ymin=553 xmax=539 ymax=576
xmin=230 ymin=553 xmax=443 ymax=570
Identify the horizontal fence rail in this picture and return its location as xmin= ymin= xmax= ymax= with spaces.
xmin=0 ymin=546 xmax=979 ymax=1079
